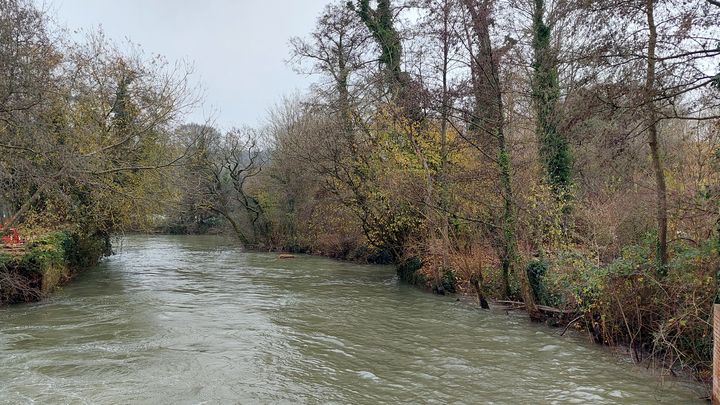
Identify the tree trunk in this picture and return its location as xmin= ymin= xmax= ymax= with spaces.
xmin=439 ymin=0 xmax=451 ymax=275
xmin=498 ymin=144 xmax=515 ymax=299
xmin=210 ymin=207 xmax=251 ymax=246
xmin=471 ymin=275 xmax=490 ymax=309
xmin=461 ymin=0 xmax=541 ymax=319
xmin=532 ymin=0 xmax=571 ymax=197
xmin=356 ymin=0 xmax=403 ymax=93
xmin=644 ymin=0 xmax=669 ymax=271
xmin=337 ymin=34 xmax=353 ymax=136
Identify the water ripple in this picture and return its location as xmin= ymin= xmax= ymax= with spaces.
xmin=0 ymin=235 xmax=704 ymax=404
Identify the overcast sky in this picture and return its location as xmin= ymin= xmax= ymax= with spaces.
xmin=45 ymin=0 xmax=330 ymax=129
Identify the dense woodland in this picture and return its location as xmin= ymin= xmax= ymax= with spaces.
xmin=1 ymin=0 xmax=720 ymax=380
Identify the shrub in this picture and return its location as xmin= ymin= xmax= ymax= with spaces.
xmin=526 ymin=258 xmax=559 ymax=306
xmin=397 ymin=256 xmax=425 ymax=285
xmin=19 ymin=232 xmax=70 ymax=274
xmin=0 ymin=230 xmax=111 ymax=304
xmin=540 ymin=235 xmax=718 ymax=377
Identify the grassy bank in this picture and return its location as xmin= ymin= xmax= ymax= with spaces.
xmin=0 ymin=231 xmax=112 ymax=305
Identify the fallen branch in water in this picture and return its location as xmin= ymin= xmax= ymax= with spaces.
xmin=560 ymin=315 xmax=585 ymax=336
xmin=494 ymin=300 xmax=576 ymax=315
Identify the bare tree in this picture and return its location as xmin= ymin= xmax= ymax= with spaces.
xmin=199 ymin=127 xmax=267 ymax=245
xmin=578 ymin=0 xmax=720 ymax=270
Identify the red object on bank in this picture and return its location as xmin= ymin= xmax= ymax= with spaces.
xmin=1 ymin=228 xmax=22 ymax=245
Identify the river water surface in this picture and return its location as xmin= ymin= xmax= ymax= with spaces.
xmin=0 ymin=235 xmax=706 ymax=404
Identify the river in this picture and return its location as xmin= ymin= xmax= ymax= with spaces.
xmin=0 ymin=235 xmax=705 ymax=404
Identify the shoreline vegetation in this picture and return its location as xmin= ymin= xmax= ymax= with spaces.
xmin=0 ymin=231 xmax=111 ymax=305
xmin=1 ymin=0 xmax=719 ymax=396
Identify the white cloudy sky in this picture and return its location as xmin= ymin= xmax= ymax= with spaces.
xmin=44 ymin=0 xmax=330 ymax=129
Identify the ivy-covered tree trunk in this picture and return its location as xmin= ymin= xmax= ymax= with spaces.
xmin=498 ymin=141 xmax=516 ymax=299
xmin=531 ymin=0 xmax=571 ymax=197
xmin=354 ymin=0 xmax=403 ymax=93
xmin=460 ymin=0 xmax=541 ymax=318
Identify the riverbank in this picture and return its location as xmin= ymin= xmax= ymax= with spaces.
xmin=0 ymin=231 xmax=111 ymax=305
xmin=247 ymin=235 xmax=714 ymax=396
xmin=393 ymin=237 xmax=719 ymax=388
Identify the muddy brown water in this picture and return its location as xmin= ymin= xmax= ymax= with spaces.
xmin=0 ymin=235 xmax=705 ymax=404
